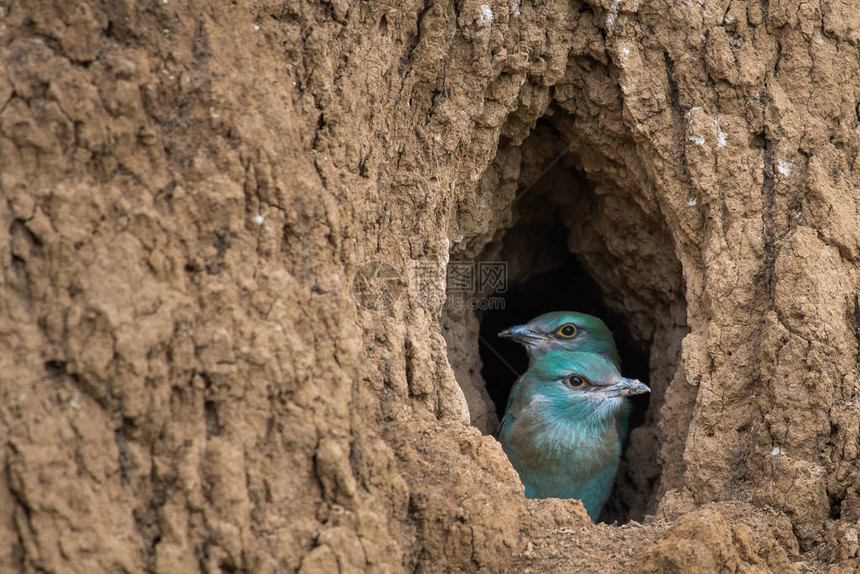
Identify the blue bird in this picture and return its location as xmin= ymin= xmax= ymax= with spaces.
xmin=498 ymin=311 xmax=620 ymax=368
xmin=498 ymin=311 xmax=627 ymax=449
xmin=498 ymin=350 xmax=649 ymax=520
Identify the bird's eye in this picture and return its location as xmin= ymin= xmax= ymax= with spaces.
xmin=566 ymin=375 xmax=586 ymax=388
xmin=557 ymin=324 xmax=577 ymax=338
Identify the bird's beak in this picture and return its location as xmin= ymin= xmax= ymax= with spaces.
xmin=601 ymin=377 xmax=650 ymax=397
xmin=498 ymin=324 xmax=543 ymax=344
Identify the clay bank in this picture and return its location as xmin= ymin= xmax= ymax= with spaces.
xmin=1 ymin=0 xmax=859 ymax=572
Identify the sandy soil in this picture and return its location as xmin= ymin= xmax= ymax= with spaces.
xmin=1 ymin=0 xmax=859 ymax=572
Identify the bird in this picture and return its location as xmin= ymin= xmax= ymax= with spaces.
xmin=497 ymin=311 xmax=626 ymax=445
xmin=497 ymin=349 xmax=649 ymax=520
xmin=498 ymin=311 xmax=620 ymax=368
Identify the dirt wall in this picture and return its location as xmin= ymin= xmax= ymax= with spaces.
xmin=1 ymin=0 xmax=859 ymax=572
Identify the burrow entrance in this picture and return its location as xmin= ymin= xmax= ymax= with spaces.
xmin=479 ymin=254 xmax=650 ymax=430
xmin=444 ymin=117 xmax=687 ymax=523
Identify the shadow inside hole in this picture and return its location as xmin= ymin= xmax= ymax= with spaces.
xmin=478 ymin=253 xmax=651 ymax=523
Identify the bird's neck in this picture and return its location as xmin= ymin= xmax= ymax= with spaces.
xmin=540 ymin=395 xmax=623 ymax=432
xmin=520 ymin=393 xmax=625 ymax=459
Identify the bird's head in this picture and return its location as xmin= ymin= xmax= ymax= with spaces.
xmin=527 ymin=350 xmax=649 ymax=420
xmin=498 ymin=311 xmax=620 ymax=366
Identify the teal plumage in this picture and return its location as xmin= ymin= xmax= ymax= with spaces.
xmin=498 ymin=310 xmax=628 ymax=455
xmin=498 ymin=350 xmax=649 ymax=521
xmin=498 ymin=311 xmax=620 ymax=368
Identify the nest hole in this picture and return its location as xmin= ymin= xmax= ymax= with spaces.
xmin=477 ymin=252 xmax=652 ymax=524
xmin=446 ymin=117 xmax=687 ymax=523
xmin=478 ymin=252 xmax=651 ymax=434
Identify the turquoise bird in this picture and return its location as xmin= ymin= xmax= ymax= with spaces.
xmin=498 ymin=311 xmax=620 ymax=368
xmin=498 ymin=350 xmax=649 ymax=520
